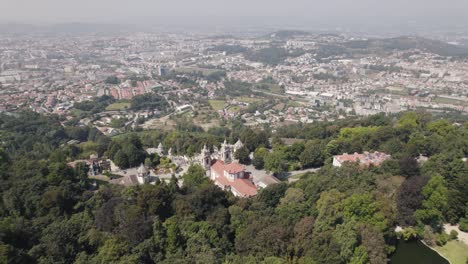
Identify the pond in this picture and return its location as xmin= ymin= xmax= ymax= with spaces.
xmin=391 ymin=240 xmax=449 ymax=264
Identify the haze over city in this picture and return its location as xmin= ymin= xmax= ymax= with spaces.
xmin=1 ymin=0 xmax=468 ymax=32
xmin=1 ymin=1 xmax=468 ymax=264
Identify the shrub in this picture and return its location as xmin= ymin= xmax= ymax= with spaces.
xmin=459 ymin=218 xmax=468 ymax=232
xmin=422 ymin=226 xmax=436 ymax=246
xmin=401 ymin=228 xmax=418 ymax=241
xmin=435 ymin=233 xmax=449 ymax=246
xmin=449 ymin=230 xmax=458 ymax=240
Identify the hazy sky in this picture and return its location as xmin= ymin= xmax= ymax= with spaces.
xmin=1 ymin=0 xmax=468 ymax=28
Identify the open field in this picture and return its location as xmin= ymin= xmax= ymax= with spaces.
xmin=274 ymin=103 xmax=286 ymax=111
xmin=434 ymin=97 xmax=468 ymax=106
xmin=175 ymin=67 xmax=218 ymax=76
xmin=208 ymin=100 xmax=226 ymax=111
xmin=142 ymin=115 xmax=176 ymax=130
xmin=385 ymin=86 xmax=409 ymax=96
xmin=105 ymin=102 xmax=131 ymax=111
xmin=227 ymin=105 xmax=241 ymax=113
xmin=235 ymin=96 xmax=263 ymax=103
xmin=434 ymin=240 xmax=468 ymax=264
xmin=287 ymin=100 xmax=302 ymax=107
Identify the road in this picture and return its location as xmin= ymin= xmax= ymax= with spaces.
xmin=444 ymin=224 xmax=468 ymax=246
xmin=287 ymin=167 xmax=321 ymax=183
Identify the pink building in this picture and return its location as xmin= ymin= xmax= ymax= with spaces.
xmin=333 ymin=151 xmax=391 ymax=167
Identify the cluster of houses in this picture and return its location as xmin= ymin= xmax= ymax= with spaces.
xmin=71 ymin=141 xmax=393 ymax=198
xmin=75 ymin=139 xmax=279 ymax=198
xmin=332 ymin=151 xmax=391 ymax=167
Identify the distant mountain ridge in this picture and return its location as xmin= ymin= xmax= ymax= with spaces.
xmin=344 ymin=36 xmax=468 ymax=57
xmin=265 ymin=30 xmax=312 ymax=39
xmin=0 ymin=22 xmax=136 ymax=35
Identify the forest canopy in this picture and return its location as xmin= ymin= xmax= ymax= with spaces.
xmin=0 ymin=111 xmax=466 ymax=263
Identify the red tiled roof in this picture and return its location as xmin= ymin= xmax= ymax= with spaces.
xmin=336 ymin=152 xmax=361 ymax=163
xmin=216 ymin=174 xmax=257 ymax=197
xmin=231 ymin=178 xmax=258 ymax=197
xmin=210 ymin=159 xmax=256 ymax=197
xmin=211 ymin=160 xmax=245 ymax=175
xmin=215 ymin=173 xmax=231 ymax=187
xmin=211 ymin=160 xmax=225 ymax=177
xmin=109 ymin=175 xmax=139 ymax=187
xmin=224 ymin=162 xmax=244 ymax=173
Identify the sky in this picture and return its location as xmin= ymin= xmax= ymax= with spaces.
xmin=1 ymin=0 xmax=468 ymax=30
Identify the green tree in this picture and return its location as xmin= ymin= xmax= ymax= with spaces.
xmin=415 ymin=174 xmax=448 ymax=230
xmin=94 ymin=238 xmax=136 ymax=263
xmin=252 ymin=147 xmax=268 ymax=169
xmin=182 ymin=164 xmax=209 ymax=188
xmin=114 ymin=150 xmax=129 ymax=169
xmin=349 ymin=246 xmax=369 ymax=264
xmin=105 ymin=76 xmax=121 ymax=85
xmin=235 ymin=146 xmax=251 ymax=164
xmin=300 ymin=140 xmax=325 ymax=168
xmin=276 ymin=188 xmax=308 ymax=224
xmin=314 ymin=189 xmax=345 ymax=232
xmin=264 ymin=151 xmax=288 ymax=176
xmin=164 ymin=217 xmax=183 ymax=256
xmin=358 ymin=225 xmax=387 ymax=264
xmin=340 ymin=193 xmax=387 ymax=232
xmin=333 ymin=221 xmax=358 ymax=263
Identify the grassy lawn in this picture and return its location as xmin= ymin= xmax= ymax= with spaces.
xmin=269 ymin=84 xmax=284 ymax=94
xmin=433 ymin=97 xmax=468 ymax=106
xmin=175 ymin=67 xmax=218 ymax=76
xmin=287 ymin=100 xmax=302 ymax=107
xmin=227 ymin=105 xmax=241 ymax=113
xmin=434 ymin=240 xmax=468 ymax=264
xmin=274 ymin=103 xmax=286 ymax=111
xmin=141 ymin=116 xmax=176 ymax=131
xmin=235 ymin=96 xmax=263 ymax=103
xmin=255 ymin=82 xmax=284 ymax=94
xmin=208 ymin=100 xmax=226 ymax=111
xmin=105 ymin=102 xmax=131 ymax=111
xmin=384 ymin=86 xmax=409 ymax=96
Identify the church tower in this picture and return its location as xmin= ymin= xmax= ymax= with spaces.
xmin=220 ymin=139 xmax=232 ymax=163
xmin=200 ymin=145 xmax=212 ymax=170
xmin=137 ymin=163 xmax=149 ymax=184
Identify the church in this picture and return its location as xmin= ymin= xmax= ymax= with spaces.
xmin=198 ymin=140 xmax=258 ymax=198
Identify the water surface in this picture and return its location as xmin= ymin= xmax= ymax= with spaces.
xmin=390 ymin=240 xmax=448 ymax=264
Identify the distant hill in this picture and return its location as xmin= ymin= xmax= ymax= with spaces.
xmin=207 ymin=44 xmax=248 ymax=55
xmin=0 ymin=22 xmax=136 ymax=35
xmin=344 ymin=36 xmax=468 ymax=57
xmin=0 ymin=23 xmax=39 ymax=34
xmin=265 ymin=30 xmax=312 ymax=39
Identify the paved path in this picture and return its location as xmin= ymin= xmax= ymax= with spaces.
xmin=287 ymin=167 xmax=321 ymax=183
xmin=89 ymin=174 xmax=111 ymax=182
xmin=244 ymin=165 xmax=321 ymax=183
xmin=444 ymin=224 xmax=468 ymax=246
xmin=288 ymin=167 xmax=321 ymax=176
